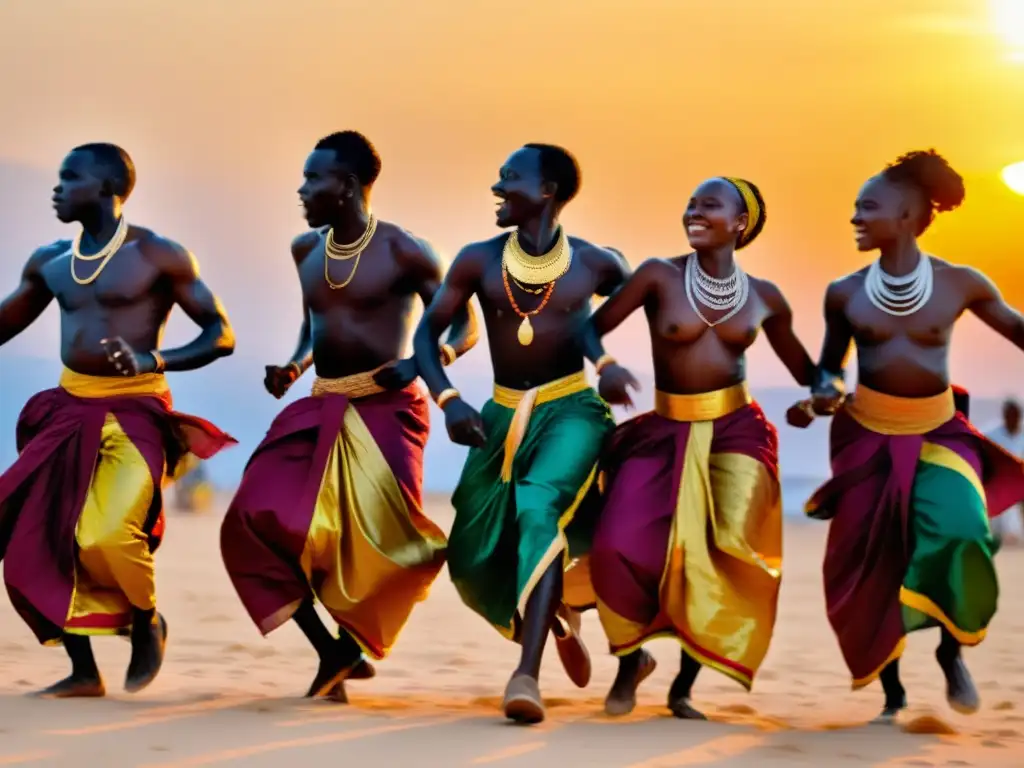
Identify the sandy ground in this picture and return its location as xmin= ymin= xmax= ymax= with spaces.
xmin=2 ymin=496 xmax=1024 ymax=767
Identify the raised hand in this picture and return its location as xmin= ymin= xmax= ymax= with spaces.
xmin=443 ymin=398 xmax=487 ymax=448
xmin=101 ymin=337 xmax=156 ymax=377
xmin=264 ymin=364 xmax=300 ymax=399
xmin=373 ymin=358 xmax=418 ymax=391
xmin=786 ymin=399 xmax=815 ymax=429
xmin=598 ymin=363 xmax=640 ymax=409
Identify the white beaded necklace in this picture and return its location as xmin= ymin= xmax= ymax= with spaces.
xmin=864 ymin=254 xmax=933 ymax=317
xmin=684 ymin=254 xmax=749 ymax=327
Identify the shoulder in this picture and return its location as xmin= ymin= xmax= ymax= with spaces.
xmin=377 ymin=220 xmax=441 ymax=269
xmin=748 ymin=274 xmax=788 ymax=309
xmin=135 ymin=228 xmax=199 ymax=278
xmin=824 ymin=267 xmax=867 ymax=307
xmin=455 ymin=234 xmax=505 ymax=267
xmin=568 ymin=237 xmax=625 ymax=271
xmin=25 ymin=240 xmax=71 ymax=275
xmin=290 ymin=229 xmax=323 ymax=263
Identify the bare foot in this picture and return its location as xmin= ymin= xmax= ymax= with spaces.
xmin=325 ymin=681 xmax=349 ymax=703
xmin=349 ymin=658 xmax=376 ymax=680
xmin=871 ymin=699 xmax=907 ymax=725
xmin=605 ymin=650 xmax=657 ymax=716
xmin=552 ymin=607 xmax=591 ymax=688
xmin=667 ymin=672 xmax=707 ymax=720
xmin=306 ymin=653 xmax=357 ymax=698
xmin=938 ymin=649 xmax=979 ymax=714
xmin=502 ymin=674 xmax=545 ymax=725
xmin=125 ymin=614 xmax=168 ymax=693
xmin=33 ymin=674 xmax=106 ymax=698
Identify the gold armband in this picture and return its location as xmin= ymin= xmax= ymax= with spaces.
xmin=595 ymin=354 xmax=616 ymax=375
xmin=440 ymin=344 xmax=456 ymax=367
xmin=151 ymin=351 xmax=166 ymax=374
xmin=436 ymin=388 xmax=460 ymax=409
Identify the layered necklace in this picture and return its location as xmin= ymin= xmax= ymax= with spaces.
xmin=70 ymin=216 xmax=129 ymax=286
xmin=324 ymin=213 xmax=377 ymax=290
xmin=684 ymin=253 xmax=749 ymax=327
xmin=864 ymin=254 xmax=933 ymax=316
xmin=501 ymin=228 xmax=571 ymax=346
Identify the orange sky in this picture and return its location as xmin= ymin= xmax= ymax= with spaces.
xmin=2 ymin=0 xmax=1023 ymax=393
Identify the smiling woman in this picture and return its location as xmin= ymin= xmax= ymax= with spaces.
xmin=1003 ymin=161 xmax=1024 ymax=195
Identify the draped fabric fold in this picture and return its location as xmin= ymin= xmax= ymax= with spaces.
xmin=591 ymin=383 xmax=782 ymax=689
xmin=0 ymin=369 xmax=236 ymax=643
xmin=807 ymin=384 xmax=1024 ymax=688
xmin=448 ymin=372 xmax=613 ymax=640
xmin=220 ymin=375 xmax=445 ymax=660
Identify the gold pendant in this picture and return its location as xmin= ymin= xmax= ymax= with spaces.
xmin=517 ymin=316 xmax=534 ymax=346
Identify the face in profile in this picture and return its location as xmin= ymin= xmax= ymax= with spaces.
xmin=1004 ymin=402 xmax=1022 ymax=432
xmin=491 ymin=147 xmax=551 ymax=229
xmin=298 ymin=149 xmax=349 ymax=228
xmin=52 ymin=150 xmax=107 ymax=223
xmin=682 ymin=178 xmax=748 ymax=251
xmin=850 ymin=175 xmax=917 ymax=252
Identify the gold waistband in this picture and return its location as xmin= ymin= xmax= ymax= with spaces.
xmin=846 ymin=384 xmax=954 ymax=435
xmin=311 ymin=364 xmax=388 ymax=399
xmin=493 ymin=371 xmax=589 ymax=409
xmin=60 ymin=367 xmax=170 ymax=399
xmin=655 ymin=382 xmax=751 ymax=422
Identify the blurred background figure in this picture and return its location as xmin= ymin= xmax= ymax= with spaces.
xmin=986 ymin=398 xmax=1024 ymax=547
xmin=173 ymin=458 xmax=215 ymax=514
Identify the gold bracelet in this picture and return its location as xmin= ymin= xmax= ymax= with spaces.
xmin=151 ymin=351 xmax=166 ymax=373
xmin=287 ymin=361 xmax=303 ymax=378
xmin=436 ymin=388 xmax=460 ymax=409
xmin=595 ymin=354 xmax=616 ymax=375
xmin=440 ymin=344 xmax=456 ymax=367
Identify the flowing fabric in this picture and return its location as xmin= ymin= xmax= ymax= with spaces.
xmin=220 ymin=372 xmax=445 ymax=660
xmin=448 ymin=372 xmax=613 ymax=640
xmin=591 ymin=383 xmax=781 ymax=689
xmin=0 ymin=369 xmax=235 ymax=644
xmin=807 ymin=384 xmax=1024 ymax=688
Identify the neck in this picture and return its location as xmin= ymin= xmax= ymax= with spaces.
xmin=878 ymin=238 xmax=921 ymax=276
xmin=78 ymin=201 xmax=122 ymax=242
xmin=694 ymin=244 xmax=737 ymax=278
xmin=516 ymin=210 xmax=560 ymax=256
xmin=327 ymin=197 xmax=371 ymax=242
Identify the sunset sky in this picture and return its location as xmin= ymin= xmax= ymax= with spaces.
xmin=2 ymin=0 xmax=1024 ymax=396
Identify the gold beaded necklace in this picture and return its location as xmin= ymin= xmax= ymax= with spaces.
xmin=70 ymin=217 xmax=129 ymax=286
xmin=502 ymin=228 xmax=571 ymax=286
xmin=323 ymin=213 xmax=377 ymax=290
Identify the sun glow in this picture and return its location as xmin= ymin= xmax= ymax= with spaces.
xmin=1003 ymin=162 xmax=1024 ymax=195
xmin=992 ymin=0 xmax=1024 ymax=51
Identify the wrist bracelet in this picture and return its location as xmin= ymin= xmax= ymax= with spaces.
xmin=287 ymin=361 xmax=303 ymax=378
xmin=595 ymin=354 xmax=616 ymax=375
xmin=151 ymin=351 xmax=166 ymax=373
xmin=436 ymin=388 xmax=460 ymax=409
xmin=440 ymin=344 xmax=457 ymax=367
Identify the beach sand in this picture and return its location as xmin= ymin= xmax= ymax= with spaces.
xmin=1 ymin=495 xmax=1023 ymax=767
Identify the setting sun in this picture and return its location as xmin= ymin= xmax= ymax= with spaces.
xmin=992 ymin=0 xmax=1024 ymax=50
xmin=1003 ymin=161 xmax=1024 ymax=195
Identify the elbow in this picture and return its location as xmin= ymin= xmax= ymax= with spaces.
xmin=213 ymin=321 xmax=236 ymax=358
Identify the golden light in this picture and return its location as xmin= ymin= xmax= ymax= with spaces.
xmin=991 ymin=0 xmax=1024 ymax=50
xmin=1003 ymin=161 xmax=1024 ymax=195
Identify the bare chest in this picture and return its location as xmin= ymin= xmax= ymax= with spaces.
xmin=300 ymin=240 xmax=408 ymax=313
xmin=46 ymin=246 xmax=162 ymax=311
xmin=479 ymin=258 xmax=596 ymax=322
xmin=651 ymin=274 xmax=763 ymax=348
xmin=846 ymin=288 xmax=960 ymax=346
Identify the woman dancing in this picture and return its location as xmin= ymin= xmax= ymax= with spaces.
xmin=582 ymin=177 xmax=816 ymax=718
xmin=802 ymin=150 xmax=1024 ymax=722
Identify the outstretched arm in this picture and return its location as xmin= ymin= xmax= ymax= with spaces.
xmin=147 ymin=238 xmax=235 ymax=371
xmin=965 ymin=268 xmax=1024 ymax=351
xmin=758 ymin=280 xmax=815 ymax=387
xmin=0 ymin=247 xmax=57 ymax=346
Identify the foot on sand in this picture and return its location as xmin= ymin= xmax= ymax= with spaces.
xmin=871 ymin=696 xmax=908 ymax=725
xmin=667 ymin=672 xmax=707 ymax=720
xmin=937 ymin=649 xmax=979 ymax=715
xmin=503 ymin=674 xmax=545 ymax=725
xmin=605 ymin=650 xmax=657 ymax=717
xmin=125 ymin=613 xmax=168 ymax=693
xmin=33 ymin=674 xmax=106 ymax=699
xmin=325 ymin=681 xmax=349 ymax=703
xmin=322 ymin=658 xmax=374 ymax=702
xmin=552 ymin=607 xmax=591 ymax=688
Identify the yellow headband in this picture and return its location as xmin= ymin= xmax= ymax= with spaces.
xmin=722 ymin=177 xmax=762 ymax=246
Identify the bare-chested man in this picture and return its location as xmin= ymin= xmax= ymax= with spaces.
xmin=220 ymin=131 xmax=477 ymax=702
xmin=413 ymin=143 xmax=629 ymax=724
xmin=794 ymin=149 xmax=1024 ymax=723
xmin=0 ymin=143 xmax=236 ymax=697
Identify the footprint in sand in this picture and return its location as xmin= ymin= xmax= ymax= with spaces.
xmin=981 ymin=740 xmax=1007 ymax=749
xmin=994 ymin=701 xmax=1016 ymax=711
xmin=718 ymin=703 xmax=757 ymax=715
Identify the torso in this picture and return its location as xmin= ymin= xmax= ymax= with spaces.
xmin=297 ymin=221 xmax=423 ymax=378
xmin=37 ymin=227 xmax=175 ymax=375
xmin=838 ymin=257 xmax=969 ymax=397
xmin=644 ymin=255 xmax=772 ymax=395
xmin=474 ymin=233 xmax=609 ymax=390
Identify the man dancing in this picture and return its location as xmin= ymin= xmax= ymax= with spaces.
xmin=0 ymin=143 xmax=236 ymax=697
xmin=220 ymin=131 xmax=477 ymax=702
xmin=413 ymin=143 xmax=628 ymax=724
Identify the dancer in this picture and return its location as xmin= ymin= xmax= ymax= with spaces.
xmin=220 ymin=131 xmax=477 ymax=702
xmin=0 ymin=143 xmax=236 ymax=697
xmin=582 ymin=177 xmax=813 ymax=718
xmin=800 ymin=150 xmax=1024 ymax=722
xmin=413 ymin=143 xmax=628 ymax=724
